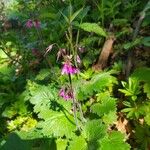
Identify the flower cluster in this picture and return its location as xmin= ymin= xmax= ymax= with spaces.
xmin=61 ymin=62 xmax=79 ymax=75
xmin=26 ymin=19 xmax=41 ymax=28
xmin=59 ymin=88 xmax=73 ymax=100
xmin=58 ymin=52 xmax=80 ymax=100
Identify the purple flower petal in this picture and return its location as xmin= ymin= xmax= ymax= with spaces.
xmin=59 ymin=88 xmax=73 ymax=101
xmin=76 ymin=55 xmax=81 ymax=64
xmin=26 ymin=19 xmax=33 ymax=28
xmin=33 ymin=20 xmax=41 ymax=28
xmin=61 ymin=63 xmax=79 ymax=75
xmin=59 ymin=89 xmax=65 ymax=97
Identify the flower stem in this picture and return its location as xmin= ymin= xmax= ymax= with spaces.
xmin=68 ymin=74 xmax=79 ymax=129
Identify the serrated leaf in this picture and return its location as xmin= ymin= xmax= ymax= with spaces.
xmin=29 ymin=84 xmax=59 ymax=118
xmin=99 ymin=131 xmax=130 ymax=150
xmin=78 ymin=23 xmax=107 ymax=37
xmin=39 ymin=112 xmax=76 ymax=138
xmin=75 ymin=72 xmax=117 ymax=101
xmin=56 ymin=138 xmax=68 ymax=150
xmin=91 ymin=73 xmax=118 ymax=92
xmin=68 ymin=136 xmax=87 ymax=150
xmin=102 ymin=111 xmax=117 ymax=125
xmin=35 ymin=69 xmax=50 ymax=81
xmin=123 ymin=38 xmax=142 ymax=50
xmin=83 ymin=120 xmax=107 ymax=141
xmin=91 ymin=96 xmax=117 ymax=117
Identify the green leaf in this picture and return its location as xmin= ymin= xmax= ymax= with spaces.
xmin=118 ymin=89 xmax=133 ymax=96
xmin=144 ymin=82 xmax=150 ymax=99
xmin=70 ymin=8 xmax=83 ymax=22
xmin=102 ymin=111 xmax=117 ymax=125
xmin=35 ymin=69 xmax=50 ymax=81
xmin=135 ymin=124 xmax=150 ymax=149
xmin=91 ymin=72 xmax=118 ymax=92
xmin=131 ymin=67 xmax=150 ymax=99
xmin=29 ymin=84 xmax=59 ymax=119
xmin=39 ymin=112 xmax=76 ymax=138
xmin=1 ymin=133 xmax=31 ymax=150
xmin=39 ymin=12 xmax=58 ymax=19
xmin=121 ymin=108 xmax=133 ymax=113
xmin=75 ymin=72 xmax=117 ymax=101
xmin=123 ymin=38 xmax=142 ymax=50
xmin=68 ymin=136 xmax=87 ymax=150
xmin=123 ymin=101 xmax=131 ymax=107
xmin=99 ymin=131 xmax=131 ymax=150
xmin=141 ymin=37 xmax=150 ymax=47
xmin=91 ymin=96 xmax=117 ymax=117
xmin=60 ymin=11 xmax=69 ymax=23
xmin=6 ymin=41 xmax=12 ymax=47
xmin=83 ymin=120 xmax=107 ymax=141
xmin=78 ymin=23 xmax=107 ymax=37
xmin=56 ymin=138 xmax=68 ymax=150
xmin=131 ymin=67 xmax=150 ymax=82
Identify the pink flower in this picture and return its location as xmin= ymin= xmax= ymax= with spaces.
xmin=57 ymin=48 xmax=66 ymax=61
xmin=61 ymin=63 xmax=79 ymax=75
xmin=59 ymin=88 xmax=73 ymax=100
xmin=78 ymin=46 xmax=85 ymax=53
xmin=59 ymin=89 xmax=65 ymax=97
xmin=33 ymin=20 xmax=41 ymax=28
xmin=76 ymin=55 xmax=81 ymax=64
xmin=26 ymin=19 xmax=33 ymax=28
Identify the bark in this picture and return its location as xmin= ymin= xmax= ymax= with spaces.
xmin=93 ymin=35 xmax=115 ymax=70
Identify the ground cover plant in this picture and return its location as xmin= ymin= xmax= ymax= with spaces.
xmin=0 ymin=0 xmax=150 ymax=149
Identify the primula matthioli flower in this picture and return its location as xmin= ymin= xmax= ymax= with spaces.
xmin=76 ymin=55 xmax=81 ymax=64
xmin=59 ymin=88 xmax=73 ymax=100
xmin=57 ymin=48 xmax=66 ymax=61
xmin=33 ymin=20 xmax=41 ymax=28
xmin=59 ymin=89 xmax=65 ymax=97
xmin=26 ymin=19 xmax=33 ymax=28
xmin=61 ymin=62 xmax=79 ymax=75
xmin=78 ymin=46 xmax=85 ymax=53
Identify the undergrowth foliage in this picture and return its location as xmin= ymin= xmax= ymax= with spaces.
xmin=0 ymin=0 xmax=150 ymax=150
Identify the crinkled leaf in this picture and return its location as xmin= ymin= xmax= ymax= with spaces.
xmin=99 ymin=131 xmax=130 ymax=150
xmin=39 ymin=112 xmax=76 ymax=138
xmin=91 ymin=96 xmax=117 ymax=117
xmin=83 ymin=120 xmax=107 ymax=141
xmin=68 ymin=136 xmax=87 ymax=150
xmin=56 ymin=138 xmax=68 ymax=150
xmin=102 ymin=111 xmax=117 ymax=125
xmin=35 ymin=69 xmax=50 ymax=81
xmin=75 ymin=72 xmax=117 ymax=101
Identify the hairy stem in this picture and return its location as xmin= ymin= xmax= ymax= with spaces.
xmin=68 ymin=74 xmax=79 ymax=129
